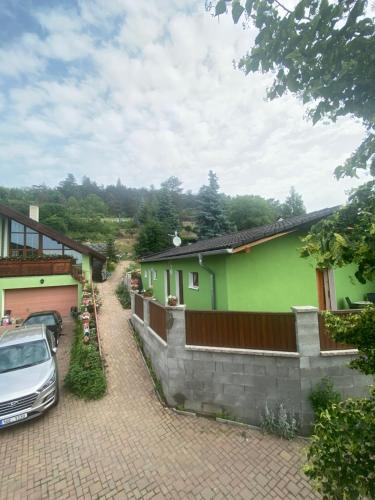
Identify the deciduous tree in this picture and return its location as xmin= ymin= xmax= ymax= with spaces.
xmin=228 ymin=194 xmax=277 ymax=230
xmin=281 ymin=186 xmax=306 ymax=218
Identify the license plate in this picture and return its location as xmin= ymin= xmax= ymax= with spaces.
xmin=0 ymin=413 xmax=28 ymax=426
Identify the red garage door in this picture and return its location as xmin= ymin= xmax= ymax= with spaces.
xmin=5 ymin=286 xmax=78 ymax=319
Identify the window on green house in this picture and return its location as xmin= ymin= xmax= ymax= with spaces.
xmin=189 ymin=272 xmax=199 ymax=289
xmin=152 ymin=269 xmax=157 ymax=280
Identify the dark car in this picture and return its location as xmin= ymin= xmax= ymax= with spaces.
xmin=22 ymin=311 xmax=62 ymax=347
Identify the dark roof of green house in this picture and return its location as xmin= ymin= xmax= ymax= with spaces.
xmin=0 ymin=202 xmax=106 ymax=262
xmin=140 ymin=206 xmax=338 ymax=263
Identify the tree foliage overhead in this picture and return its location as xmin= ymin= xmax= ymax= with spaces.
xmin=208 ymin=0 xmax=374 ymax=282
xmin=302 ymin=180 xmax=375 ymax=283
xmin=210 ymin=0 xmax=375 ymax=178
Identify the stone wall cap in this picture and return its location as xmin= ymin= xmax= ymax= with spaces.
xmin=320 ymin=349 xmax=358 ymax=357
xmin=185 ymin=345 xmax=300 ymax=357
xmin=291 ymin=306 xmax=318 ymax=313
xmin=147 ymin=326 xmax=168 ymax=347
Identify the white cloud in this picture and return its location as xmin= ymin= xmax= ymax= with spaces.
xmin=0 ymin=0 xmax=366 ymax=211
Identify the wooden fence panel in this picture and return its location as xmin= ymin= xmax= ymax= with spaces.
xmin=318 ymin=311 xmax=356 ymax=350
xmin=135 ymin=294 xmax=144 ymax=321
xmin=149 ymin=301 xmax=167 ymax=342
xmin=185 ymin=310 xmax=297 ymax=352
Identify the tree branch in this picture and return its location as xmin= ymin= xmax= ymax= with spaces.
xmin=273 ymin=0 xmax=312 ymax=21
xmin=273 ymin=0 xmax=293 ymax=14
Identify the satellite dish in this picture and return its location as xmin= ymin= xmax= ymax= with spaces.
xmin=170 ymin=230 xmax=181 ymax=247
xmin=173 ymin=235 xmax=182 ymax=247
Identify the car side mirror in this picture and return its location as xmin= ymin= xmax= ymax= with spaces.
xmin=52 ymin=346 xmax=57 ymax=355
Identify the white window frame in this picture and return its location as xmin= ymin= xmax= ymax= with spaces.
xmin=189 ymin=271 xmax=199 ymax=290
xmin=152 ymin=269 xmax=157 ymax=281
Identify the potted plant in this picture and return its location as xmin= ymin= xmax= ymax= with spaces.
xmin=167 ymin=295 xmax=178 ymax=306
xmin=143 ymin=288 xmax=153 ymax=298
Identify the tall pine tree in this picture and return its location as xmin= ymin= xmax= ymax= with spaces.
xmin=157 ymin=188 xmax=179 ymax=235
xmin=134 ymin=220 xmax=170 ymax=257
xmin=196 ymin=171 xmax=232 ymax=239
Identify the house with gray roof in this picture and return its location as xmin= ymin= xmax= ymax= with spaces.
xmin=139 ymin=207 xmax=374 ymax=312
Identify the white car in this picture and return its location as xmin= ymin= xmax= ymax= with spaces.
xmin=0 ymin=325 xmax=59 ymax=429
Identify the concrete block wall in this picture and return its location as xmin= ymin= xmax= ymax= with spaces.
xmin=131 ymin=294 xmax=373 ymax=434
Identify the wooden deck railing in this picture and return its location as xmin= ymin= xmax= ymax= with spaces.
xmin=185 ymin=310 xmax=297 ymax=352
xmin=318 ymin=310 xmax=356 ymax=350
xmin=0 ymin=258 xmax=73 ymax=278
xmin=149 ymin=301 xmax=167 ymax=342
xmin=134 ymin=293 xmax=144 ymax=321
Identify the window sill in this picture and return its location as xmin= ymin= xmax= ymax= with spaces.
xmin=189 ymin=287 xmax=199 ymax=291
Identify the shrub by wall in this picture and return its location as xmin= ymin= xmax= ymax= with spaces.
xmin=65 ymin=322 xmax=106 ymax=400
xmin=116 ymin=282 xmax=131 ymax=309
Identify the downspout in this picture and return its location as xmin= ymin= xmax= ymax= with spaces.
xmin=198 ymin=253 xmax=216 ymax=310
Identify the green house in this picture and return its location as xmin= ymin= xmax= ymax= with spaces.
xmin=140 ymin=207 xmax=374 ymax=312
xmin=0 ymin=202 xmax=106 ymax=320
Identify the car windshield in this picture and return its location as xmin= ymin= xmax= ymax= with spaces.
xmin=24 ymin=315 xmax=56 ymax=327
xmin=0 ymin=340 xmax=50 ymax=373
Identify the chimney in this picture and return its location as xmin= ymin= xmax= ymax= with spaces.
xmin=29 ymin=205 xmax=39 ymax=222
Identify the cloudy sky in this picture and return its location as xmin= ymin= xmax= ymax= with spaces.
xmin=0 ymin=0 xmax=367 ymax=210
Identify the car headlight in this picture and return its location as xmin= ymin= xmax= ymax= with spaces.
xmin=39 ymin=373 xmax=56 ymax=392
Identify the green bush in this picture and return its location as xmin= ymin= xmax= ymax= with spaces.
xmin=309 ymin=377 xmax=341 ymax=418
xmin=116 ymin=282 xmax=131 ymax=309
xmin=64 ymin=323 xmax=106 ymax=400
xmin=107 ymin=260 xmax=117 ymax=272
xmin=304 ymin=393 xmax=375 ymax=499
xmin=324 ymin=307 xmax=375 ymax=375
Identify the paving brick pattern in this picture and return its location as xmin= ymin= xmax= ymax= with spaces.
xmin=0 ymin=263 xmax=320 ymax=499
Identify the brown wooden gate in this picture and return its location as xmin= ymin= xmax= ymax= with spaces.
xmin=185 ymin=310 xmax=297 ymax=351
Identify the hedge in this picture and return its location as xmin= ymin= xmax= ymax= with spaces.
xmin=64 ymin=322 xmax=106 ymax=400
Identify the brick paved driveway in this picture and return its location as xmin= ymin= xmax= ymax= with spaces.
xmin=0 ymin=263 xmax=319 ymax=499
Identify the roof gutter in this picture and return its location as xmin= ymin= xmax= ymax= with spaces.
xmin=141 ymin=247 xmax=233 ymax=263
xmin=198 ymin=253 xmax=217 ymax=310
